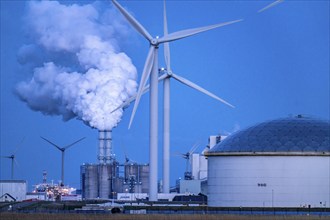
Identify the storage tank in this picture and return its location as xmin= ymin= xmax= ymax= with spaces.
xmin=81 ymin=164 xmax=98 ymax=199
xmin=139 ymin=164 xmax=149 ymax=194
xmin=112 ymin=177 xmax=124 ymax=198
xmin=98 ymin=164 xmax=111 ymax=199
xmin=205 ymin=116 xmax=330 ymax=207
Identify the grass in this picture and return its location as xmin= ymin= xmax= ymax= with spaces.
xmin=0 ymin=213 xmax=329 ymax=220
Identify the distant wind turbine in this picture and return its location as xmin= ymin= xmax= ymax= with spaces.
xmin=112 ymin=0 xmax=242 ymax=201
xmin=175 ymin=143 xmax=200 ymax=180
xmin=2 ymin=137 xmax=25 ymax=180
xmin=40 ymin=136 xmax=85 ymax=185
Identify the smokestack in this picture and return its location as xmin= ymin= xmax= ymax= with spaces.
xmin=104 ymin=130 xmax=113 ymax=164
xmin=98 ymin=130 xmax=105 ymax=164
xmin=98 ymin=130 xmax=113 ymax=164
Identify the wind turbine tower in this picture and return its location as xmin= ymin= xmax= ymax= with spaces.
xmin=112 ymin=0 xmax=242 ymax=201
xmin=3 ymin=155 xmax=15 ymax=180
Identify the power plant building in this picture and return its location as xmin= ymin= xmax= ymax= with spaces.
xmin=205 ymin=116 xmax=330 ymax=207
xmin=80 ymin=130 xmax=150 ymax=200
xmin=80 ymin=163 xmax=149 ymax=199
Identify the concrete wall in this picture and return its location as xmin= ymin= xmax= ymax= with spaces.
xmin=208 ymin=156 xmax=330 ymax=207
xmin=0 ymin=180 xmax=27 ymax=201
xmin=179 ymin=179 xmax=201 ymax=194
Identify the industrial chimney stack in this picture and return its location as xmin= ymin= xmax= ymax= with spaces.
xmin=98 ymin=130 xmax=113 ymax=164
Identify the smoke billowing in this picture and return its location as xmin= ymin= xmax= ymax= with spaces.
xmin=16 ymin=1 xmax=137 ymax=130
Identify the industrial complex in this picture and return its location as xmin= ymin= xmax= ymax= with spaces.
xmin=1 ymin=116 xmax=329 ymax=212
xmin=1 ymin=0 xmax=329 ymax=217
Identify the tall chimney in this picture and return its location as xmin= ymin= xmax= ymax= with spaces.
xmin=104 ymin=130 xmax=112 ymax=164
xmin=43 ymin=170 xmax=47 ymax=184
xmin=98 ymin=130 xmax=105 ymax=164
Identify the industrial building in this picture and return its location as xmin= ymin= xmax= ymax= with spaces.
xmin=205 ymin=115 xmax=330 ymax=207
xmin=0 ymin=180 xmax=27 ymax=202
xmin=175 ymin=135 xmax=224 ymax=195
xmin=80 ymin=130 xmax=149 ymax=199
xmin=81 ymin=162 xmax=149 ymax=199
xmin=191 ymin=135 xmax=226 ymax=181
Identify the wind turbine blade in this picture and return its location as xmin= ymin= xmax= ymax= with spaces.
xmin=14 ymin=158 xmax=20 ymax=169
xmin=40 ymin=136 xmax=62 ymax=151
xmin=158 ymin=19 xmax=243 ymax=44
xmin=128 ymin=46 xmax=155 ymax=129
xmin=64 ymin=137 xmax=86 ymax=150
xmin=112 ymin=0 xmax=153 ymax=41
xmin=158 ymin=73 xmax=168 ymax=81
xmin=13 ymin=137 xmax=25 ymax=155
xmin=258 ymin=0 xmax=284 ymax=13
xmin=189 ymin=143 xmax=200 ymax=155
xmin=163 ymin=0 xmax=168 ymax=36
xmin=111 ymin=73 xmax=168 ymax=114
xmin=172 ymin=152 xmax=181 ymax=157
xmin=111 ymin=85 xmax=150 ymax=113
xmin=163 ymin=0 xmax=171 ymax=71
xmin=171 ymin=73 xmax=235 ymax=108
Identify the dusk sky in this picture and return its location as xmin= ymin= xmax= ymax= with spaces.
xmin=1 ymin=0 xmax=329 ymax=190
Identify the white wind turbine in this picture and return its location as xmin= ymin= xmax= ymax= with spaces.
xmin=41 ymin=136 xmax=85 ymax=185
xmin=112 ymin=0 xmax=242 ymax=201
xmin=161 ymin=1 xmax=235 ymax=193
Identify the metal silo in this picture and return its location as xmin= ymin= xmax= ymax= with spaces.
xmin=112 ymin=177 xmax=124 ymax=199
xmin=98 ymin=164 xmax=111 ymax=199
xmin=82 ymin=164 xmax=98 ymax=199
xmin=139 ymin=164 xmax=149 ymax=194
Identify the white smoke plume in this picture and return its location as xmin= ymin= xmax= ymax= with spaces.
xmin=16 ymin=1 xmax=137 ymax=130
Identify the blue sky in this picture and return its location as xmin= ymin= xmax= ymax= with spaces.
xmin=1 ymin=0 xmax=329 ymax=190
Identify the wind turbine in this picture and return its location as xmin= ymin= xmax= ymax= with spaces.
xmin=175 ymin=143 xmax=200 ymax=180
xmin=113 ymin=1 xmax=235 ymax=193
xmin=161 ymin=1 xmax=236 ymax=193
xmin=112 ymin=0 xmax=242 ymax=201
xmin=40 ymin=136 xmax=85 ymax=185
xmin=2 ymin=137 xmax=25 ymax=180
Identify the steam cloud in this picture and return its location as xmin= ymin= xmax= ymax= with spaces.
xmin=16 ymin=1 xmax=137 ymax=130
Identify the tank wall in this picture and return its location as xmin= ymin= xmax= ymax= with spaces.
xmin=83 ymin=165 xmax=98 ymax=199
xmin=208 ymin=156 xmax=330 ymax=207
xmin=98 ymin=164 xmax=112 ymax=199
xmin=139 ymin=165 xmax=149 ymax=193
xmin=112 ymin=177 xmax=124 ymax=198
